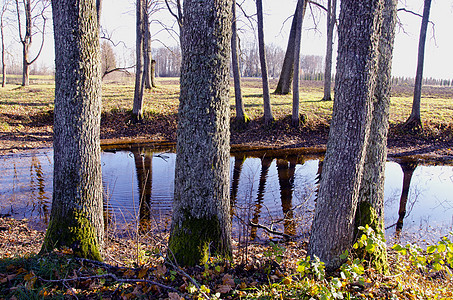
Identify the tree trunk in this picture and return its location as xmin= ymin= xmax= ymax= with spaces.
xmin=405 ymin=0 xmax=431 ymax=131
xmin=1 ymin=6 xmax=6 ymax=87
xmin=133 ymin=0 xmax=145 ymax=121
xmin=143 ymin=3 xmax=154 ymax=89
xmin=256 ymin=0 xmax=273 ymax=124
xmin=41 ymin=0 xmax=103 ymax=260
xmin=291 ymin=0 xmax=305 ymax=127
xmin=274 ymin=0 xmax=306 ymax=95
xmin=308 ymin=0 xmax=383 ymax=270
xmin=322 ymin=0 xmax=336 ymax=101
xmin=22 ymin=0 xmax=31 ymax=86
xmin=22 ymin=42 xmax=30 ymax=86
xmin=356 ymin=0 xmax=397 ymax=274
xmin=231 ymin=0 xmax=247 ymax=124
xmin=168 ymin=0 xmax=232 ymax=267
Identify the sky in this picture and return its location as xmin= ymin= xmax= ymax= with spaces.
xmin=13 ymin=0 xmax=453 ymax=80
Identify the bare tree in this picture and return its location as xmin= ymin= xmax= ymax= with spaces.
xmin=256 ymin=0 xmax=273 ymax=124
xmin=1 ymin=0 xmax=9 ymax=87
xmin=41 ymin=0 xmax=103 ymax=260
xmin=101 ymin=41 xmax=117 ymax=76
xmin=133 ymin=0 xmax=146 ymax=121
xmin=231 ymin=0 xmax=247 ymax=125
xmin=274 ymin=0 xmax=307 ymax=95
xmin=14 ymin=0 xmax=50 ymax=86
xmin=322 ymin=0 xmax=337 ymax=101
xmin=292 ymin=0 xmax=306 ymax=127
xmin=404 ymin=0 xmax=432 ymax=131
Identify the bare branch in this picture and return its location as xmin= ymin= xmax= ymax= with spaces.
xmin=102 ymin=65 xmax=135 ymax=79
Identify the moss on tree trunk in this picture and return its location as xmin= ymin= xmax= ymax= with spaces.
xmin=41 ymin=210 xmax=102 ymax=261
xmin=354 ymin=201 xmax=389 ymax=274
xmin=168 ymin=213 xmax=231 ymax=266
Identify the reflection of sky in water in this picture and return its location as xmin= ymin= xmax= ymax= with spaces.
xmin=1 ymin=148 xmax=452 ymax=245
xmin=384 ymin=162 xmax=453 ymax=245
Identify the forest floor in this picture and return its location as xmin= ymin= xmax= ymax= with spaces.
xmin=1 ymin=78 xmax=453 ymax=298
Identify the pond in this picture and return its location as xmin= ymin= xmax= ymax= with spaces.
xmin=1 ymin=144 xmax=452 ymax=246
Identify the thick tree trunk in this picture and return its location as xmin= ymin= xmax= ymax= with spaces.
xmin=133 ymin=0 xmax=145 ymax=121
xmin=41 ymin=0 xmax=103 ymax=260
xmin=308 ymin=0 xmax=383 ymax=270
xmin=168 ymin=0 xmax=232 ymax=267
xmin=256 ymin=0 xmax=273 ymax=124
xmin=291 ymin=0 xmax=305 ymax=127
xmin=405 ymin=0 xmax=431 ymax=131
xmin=231 ymin=0 xmax=247 ymax=124
xmin=322 ymin=0 xmax=336 ymax=101
xmin=274 ymin=0 xmax=306 ymax=95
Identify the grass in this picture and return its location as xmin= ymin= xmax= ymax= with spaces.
xmin=1 ymin=77 xmax=452 ymax=130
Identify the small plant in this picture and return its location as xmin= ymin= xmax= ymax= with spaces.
xmin=263 ymin=241 xmax=286 ymax=263
xmin=392 ymin=232 xmax=453 ymax=276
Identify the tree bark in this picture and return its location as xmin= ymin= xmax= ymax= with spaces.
xmin=322 ymin=0 xmax=337 ymax=101
xmin=292 ymin=0 xmax=306 ymax=127
xmin=41 ymin=0 xmax=103 ymax=260
xmin=256 ymin=0 xmax=273 ymax=124
xmin=168 ymin=0 xmax=232 ymax=267
xmin=308 ymin=0 xmax=383 ymax=270
xmin=133 ymin=0 xmax=145 ymax=121
xmin=231 ymin=0 xmax=247 ymax=124
xmin=356 ymin=0 xmax=397 ymax=274
xmin=274 ymin=0 xmax=306 ymax=95
xmin=405 ymin=0 xmax=431 ymax=131
xmin=143 ymin=2 xmax=155 ymax=89
xmin=1 ymin=3 xmax=6 ymax=87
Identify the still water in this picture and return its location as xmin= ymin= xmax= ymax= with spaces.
xmin=1 ymin=145 xmax=452 ymax=245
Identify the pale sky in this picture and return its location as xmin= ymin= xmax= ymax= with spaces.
xmin=17 ymin=0 xmax=453 ymax=80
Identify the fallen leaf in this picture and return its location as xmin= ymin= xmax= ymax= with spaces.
xmin=168 ymin=292 xmax=182 ymax=300
xmin=216 ymin=284 xmax=232 ymax=294
xmin=222 ymin=273 xmax=235 ymax=287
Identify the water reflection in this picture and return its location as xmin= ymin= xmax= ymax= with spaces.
xmin=0 ymin=146 xmax=452 ymax=245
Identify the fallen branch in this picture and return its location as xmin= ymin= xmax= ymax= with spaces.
xmin=39 ymin=273 xmax=178 ymax=292
xmin=248 ymin=220 xmax=292 ymax=240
